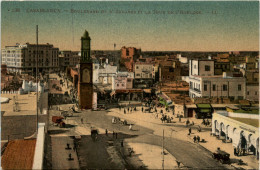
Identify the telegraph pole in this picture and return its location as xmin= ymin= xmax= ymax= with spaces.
xmin=36 ymin=25 xmax=39 ymax=132
xmin=162 ymin=129 xmax=164 ymax=170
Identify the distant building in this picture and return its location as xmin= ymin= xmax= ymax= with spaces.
xmin=120 ymin=46 xmax=141 ymax=72
xmin=98 ymin=62 xmax=118 ymax=85
xmin=134 ymin=62 xmax=155 ymax=88
xmin=59 ymin=51 xmax=80 ymax=71
xmin=1 ymin=43 xmax=59 ymax=74
xmin=159 ymin=60 xmax=181 ymax=82
xmin=112 ymin=71 xmax=134 ymax=90
xmin=189 ymin=59 xmax=246 ymax=100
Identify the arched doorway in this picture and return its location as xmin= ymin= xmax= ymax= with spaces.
xmin=240 ymin=131 xmax=247 ymax=155
xmin=248 ymin=134 xmax=256 ymax=155
xmin=220 ymin=122 xmax=225 ymax=137
xmin=226 ymin=125 xmax=230 ymax=140
xmin=214 ymin=120 xmax=219 ymax=136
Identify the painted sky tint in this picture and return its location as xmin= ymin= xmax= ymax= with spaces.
xmin=1 ymin=1 xmax=259 ymax=51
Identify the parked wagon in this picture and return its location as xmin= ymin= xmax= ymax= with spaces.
xmin=52 ymin=116 xmax=66 ymax=128
xmin=212 ymin=148 xmax=230 ymax=164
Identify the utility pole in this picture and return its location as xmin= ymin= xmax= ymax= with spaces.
xmin=162 ymin=129 xmax=164 ymax=170
xmin=36 ymin=25 xmax=39 ymax=132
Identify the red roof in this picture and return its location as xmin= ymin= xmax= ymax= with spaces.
xmin=1 ymin=139 xmax=36 ymax=169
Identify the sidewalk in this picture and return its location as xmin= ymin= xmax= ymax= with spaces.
xmin=123 ymin=142 xmax=182 ymax=169
xmin=51 ymin=136 xmax=80 ymax=169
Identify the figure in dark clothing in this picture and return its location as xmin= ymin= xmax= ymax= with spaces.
xmin=193 ymin=136 xmax=197 ymax=143
xmin=121 ymin=141 xmax=124 ymax=147
xmin=189 ymin=127 xmax=192 ymax=134
xmin=124 ymin=108 xmax=126 ymax=114
xmin=128 ymin=107 xmax=130 ymax=113
xmin=197 ymin=136 xmax=200 ymax=143
xmin=142 ymin=107 xmax=144 ymax=112
xmin=105 ymin=129 xmax=108 ymax=135
xmin=113 ymin=131 xmax=115 ymax=138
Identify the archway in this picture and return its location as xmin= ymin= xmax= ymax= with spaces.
xmin=226 ymin=125 xmax=230 ymax=140
xmin=220 ymin=122 xmax=225 ymax=137
xmin=248 ymin=134 xmax=256 ymax=155
xmin=214 ymin=120 xmax=219 ymax=136
xmin=240 ymin=131 xmax=247 ymax=155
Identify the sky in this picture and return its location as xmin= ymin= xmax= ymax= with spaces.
xmin=1 ymin=1 xmax=259 ymax=51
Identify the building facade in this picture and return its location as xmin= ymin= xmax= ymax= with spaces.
xmin=134 ymin=62 xmax=155 ymax=88
xmin=189 ymin=59 xmax=246 ymax=100
xmin=1 ymin=43 xmax=59 ymax=74
xmin=120 ymin=46 xmax=141 ymax=72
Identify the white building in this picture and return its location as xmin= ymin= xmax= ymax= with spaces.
xmin=212 ymin=110 xmax=259 ymax=158
xmin=98 ymin=62 xmax=117 ymax=85
xmin=189 ymin=59 xmax=246 ymax=100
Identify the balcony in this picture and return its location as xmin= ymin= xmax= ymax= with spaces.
xmin=190 ymin=88 xmax=201 ymax=94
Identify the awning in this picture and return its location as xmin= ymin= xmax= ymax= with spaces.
xmin=186 ymin=104 xmax=197 ymax=109
xmin=200 ymin=109 xmax=211 ymax=113
xmin=197 ymin=104 xmax=211 ymax=108
xmin=143 ymin=89 xmax=151 ymax=93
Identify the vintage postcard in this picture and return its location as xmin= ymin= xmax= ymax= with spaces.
xmin=1 ymin=1 xmax=259 ymax=169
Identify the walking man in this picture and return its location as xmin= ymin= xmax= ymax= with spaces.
xmin=189 ymin=127 xmax=192 ymax=135
xmin=105 ymin=129 xmax=108 ymax=136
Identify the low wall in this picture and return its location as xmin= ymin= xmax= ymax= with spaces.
xmin=32 ymin=123 xmax=45 ymax=170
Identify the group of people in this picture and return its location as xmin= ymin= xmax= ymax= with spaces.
xmin=193 ymin=135 xmax=201 ymax=143
xmin=122 ymin=106 xmax=137 ymax=114
xmin=202 ymin=118 xmax=210 ymax=126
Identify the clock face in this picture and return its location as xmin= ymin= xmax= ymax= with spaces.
xmin=82 ymin=68 xmax=90 ymax=83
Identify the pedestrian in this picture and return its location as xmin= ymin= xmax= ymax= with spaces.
xmin=113 ymin=131 xmax=115 ymax=138
xmin=234 ymin=147 xmax=237 ymax=156
xmin=142 ymin=106 xmax=144 ymax=112
xmin=198 ymin=125 xmax=201 ymax=132
xmin=128 ymin=107 xmax=129 ymax=113
xmin=193 ymin=136 xmax=197 ymax=143
xmin=189 ymin=127 xmax=191 ymax=134
xmin=105 ymin=129 xmax=108 ymax=135
xmin=197 ymin=136 xmax=200 ymax=143
xmin=176 ymin=160 xmax=181 ymax=168
xmin=124 ymin=108 xmax=126 ymax=114
xmin=121 ymin=140 xmax=124 ymax=147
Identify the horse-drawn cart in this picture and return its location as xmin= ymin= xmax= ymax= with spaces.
xmin=212 ymin=148 xmax=230 ymax=164
xmin=52 ymin=116 xmax=66 ymax=128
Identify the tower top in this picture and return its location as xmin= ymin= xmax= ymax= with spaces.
xmin=81 ymin=30 xmax=91 ymax=40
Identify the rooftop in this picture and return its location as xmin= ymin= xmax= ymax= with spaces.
xmin=1 ymin=139 xmax=36 ymax=169
xmin=229 ymin=117 xmax=259 ymax=128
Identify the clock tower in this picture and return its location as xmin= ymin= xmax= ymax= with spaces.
xmin=78 ymin=30 xmax=93 ymax=109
